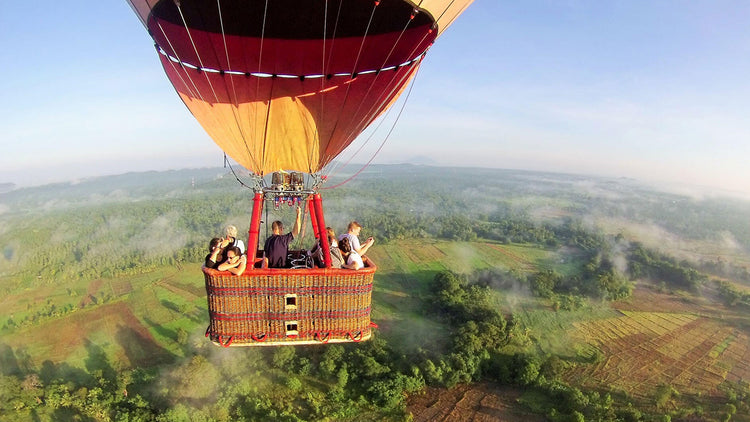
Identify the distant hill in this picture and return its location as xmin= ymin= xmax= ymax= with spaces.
xmin=0 ymin=182 xmax=14 ymax=193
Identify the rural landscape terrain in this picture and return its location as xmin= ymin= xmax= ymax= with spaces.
xmin=2 ymin=164 xmax=750 ymax=421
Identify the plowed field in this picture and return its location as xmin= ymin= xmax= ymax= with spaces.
xmin=565 ymin=284 xmax=750 ymax=400
xmin=407 ymin=384 xmax=546 ymax=422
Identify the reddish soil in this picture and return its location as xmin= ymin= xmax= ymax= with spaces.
xmin=78 ymin=279 xmax=104 ymax=308
xmin=407 ymin=384 xmax=546 ymax=422
xmin=6 ymin=301 xmax=172 ymax=368
xmin=612 ymin=283 xmax=707 ymax=314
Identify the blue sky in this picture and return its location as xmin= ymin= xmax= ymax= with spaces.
xmin=2 ymin=1 xmax=749 ymax=196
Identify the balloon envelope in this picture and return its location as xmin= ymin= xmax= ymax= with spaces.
xmin=127 ymin=0 xmax=473 ymax=175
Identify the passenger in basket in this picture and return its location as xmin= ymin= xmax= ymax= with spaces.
xmin=312 ymin=227 xmax=344 ymax=268
xmin=263 ymin=205 xmax=302 ymax=268
xmin=339 ymin=237 xmax=364 ymax=270
xmin=339 ymin=221 xmax=374 ymax=256
xmin=204 ymin=237 xmax=224 ymax=269
xmin=218 ymin=246 xmax=247 ymax=275
xmin=221 ymin=225 xmax=246 ymax=254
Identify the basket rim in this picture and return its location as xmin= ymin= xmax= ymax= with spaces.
xmin=203 ymin=256 xmax=377 ymax=277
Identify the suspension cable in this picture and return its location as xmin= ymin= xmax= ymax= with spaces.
xmin=216 ymin=0 xmax=261 ymax=172
xmin=258 ymin=0 xmax=271 ymax=174
xmin=323 ymin=62 xmax=423 ymax=190
xmin=326 ymin=0 xmax=459 ymax=182
xmin=175 ymin=3 xmax=223 ymax=104
xmin=321 ymin=1 xmax=380 ymax=152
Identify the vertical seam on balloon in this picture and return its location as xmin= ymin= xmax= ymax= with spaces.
xmin=216 ymin=0 xmax=261 ymax=174
xmin=319 ymin=0 xmax=345 ymax=177
xmin=260 ymin=78 xmax=275 ymax=174
xmin=175 ymin=3 xmax=222 ymax=105
xmin=343 ymin=0 xmax=438 ymax=144
xmin=327 ymin=59 xmax=422 ymax=180
xmin=151 ymin=17 xmax=230 ymax=150
xmin=329 ymin=6 xmax=423 ymax=170
xmin=313 ymin=0 xmax=328 ymax=176
xmin=320 ymin=1 xmax=379 ymax=173
xmin=331 ymin=0 xmax=451 ymax=175
xmin=323 ymin=64 xmax=424 ymax=190
xmin=332 ymin=0 xmax=460 ymax=180
xmin=152 ymin=21 xmax=203 ymax=102
xmin=257 ymin=0 xmax=270 ymax=175
xmin=435 ymin=0 xmax=464 ymax=35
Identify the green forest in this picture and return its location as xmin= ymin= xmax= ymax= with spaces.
xmin=2 ymin=165 xmax=750 ymax=421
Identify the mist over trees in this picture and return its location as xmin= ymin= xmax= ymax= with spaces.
xmin=2 ymin=165 xmax=750 ymax=420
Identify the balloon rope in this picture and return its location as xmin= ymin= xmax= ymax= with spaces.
xmin=331 ymin=8 xmax=420 ymax=159
xmin=317 ymin=0 xmax=344 ymax=170
xmin=435 ymin=0 xmax=466 ymax=33
xmin=347 ymin=0 xmax=461 ymax=139
xmin=153 ymin=25 xmax=203 ymax=102
xmin=224 ymin=155 xmax=254 ymax=190
xmin=327 ymin=5 xmax=438 ymax=179
xmin=152 ymin=21 xmax=229 ymax=151
xmin=327 ymin=0 xmax=459 ymax=180
xmin=216 ymin=0 xmax=259 ymax=171
xmin=323 ymin=64 xmax=422 ymax=190
xmin=326 ymin=54 xmax=424 ymax=179
xmin=340 ymin=21 xmax=438 ymax=156
xmin=257 ymin=0 xmax=270 ymax=173
xmin=312 ymin=0 xmax=330 ymax=174
xmin=319 ymin=1 xmax=379 ymax=160
xmin=175 ymin=4 xmax=222 ymax=104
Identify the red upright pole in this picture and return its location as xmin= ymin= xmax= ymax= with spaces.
xmin=312 ymin=193 xmax=332 ymax=268
xmin=308 ymin=196 xmax=319 ymax=240
xmin=247 ymin=192 xmax=263 ymax=269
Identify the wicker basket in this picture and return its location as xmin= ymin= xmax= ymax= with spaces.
xmin=203 ymin=257 xmax=376 ymax=347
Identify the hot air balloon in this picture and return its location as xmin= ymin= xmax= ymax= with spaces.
xmin=126 ymin=0 xmax=473 ymax=346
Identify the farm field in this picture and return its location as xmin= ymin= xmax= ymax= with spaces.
xmin=559 ymin=282 xmax=750 ymax=404
xmin=0 ymin=267 xmax=205 ymax=372
xmin=407 ymin=383 xmax=547 ymax=422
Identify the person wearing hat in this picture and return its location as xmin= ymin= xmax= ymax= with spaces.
xmin=338 ymin=221 xmax=374 ymax=256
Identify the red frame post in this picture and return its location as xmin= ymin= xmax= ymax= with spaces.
xmin=247 ymin=192 xmax=264 ymax=269
xmin=308 ymin=196 xmax=319 ymax=240
xmin=312 ymin=193 xmax=332 ymax=268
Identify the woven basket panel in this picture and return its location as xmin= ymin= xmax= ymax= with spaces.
xmin=203 ymin=260 xmax=375 ymax=346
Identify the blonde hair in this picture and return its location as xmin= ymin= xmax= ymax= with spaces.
xmin=225 ymin=225 xmax=238 ymax=238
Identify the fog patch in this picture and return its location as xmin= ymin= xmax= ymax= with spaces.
xmin=151 ymin=327 xmax=270 ymax=409
xmin=41 ymin=198 xmax=71 ymax=211
xmin=477 ymin=269 xmax=532 ymax=314
xmin=647 ymin=180 xmax=750 ymax=201
xmin=138 ymin=213 xmax=189 ymax=258
xmin=50 ymin=222 xmax=79 ymax=244
xmin=444 ymin=243 xmax=480 ymax=274
xmin=718 ymin=230 xmax=742 ymax=251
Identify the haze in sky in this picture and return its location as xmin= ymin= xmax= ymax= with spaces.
xmin=2 ymin=1 xmax=749 ymax=196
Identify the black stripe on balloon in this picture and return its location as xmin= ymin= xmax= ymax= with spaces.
xmin=150 ymin=0 xmax=434 ymax=39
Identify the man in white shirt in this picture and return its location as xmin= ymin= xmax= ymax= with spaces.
xmin=339 ymin=221 xmax=374 ymax=256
